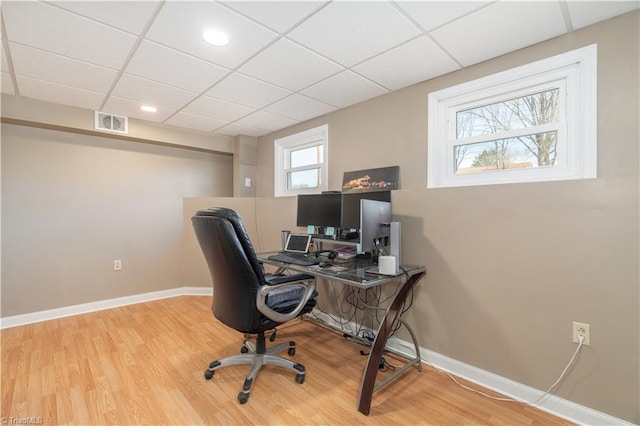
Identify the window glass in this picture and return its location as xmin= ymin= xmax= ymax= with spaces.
xmin=288 ymin=169 xmax=321 ymax=190
xmin=290 ymin=145 xmax=323 ymax=168
xmin=454 ymin=132 xmax=558 ymax=174
xmin=456 ymin=89 xmax=559 ymax=138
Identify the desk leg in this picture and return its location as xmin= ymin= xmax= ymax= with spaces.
xmin=356 ymin=271 xmax=425 ymax=415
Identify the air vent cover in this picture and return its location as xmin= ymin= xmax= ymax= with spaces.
xmin=95 ymin=111 xmax=128 ymax=134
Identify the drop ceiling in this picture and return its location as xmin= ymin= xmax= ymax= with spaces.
xmin=1 ymin=1 xmax=638 ymax=138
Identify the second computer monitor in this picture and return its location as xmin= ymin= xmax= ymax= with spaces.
xmin=340 ymin=191 xmax=391 ymax=230
xmin=360 ymin=199 xmax=391 ymax=254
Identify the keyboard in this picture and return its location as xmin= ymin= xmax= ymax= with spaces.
xmin=267 ymin=253 xmax=318 ymax=266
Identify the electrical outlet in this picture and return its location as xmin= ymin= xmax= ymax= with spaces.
xmin=113 ymin=259 xmax=122 ymax=271
xmin=572 ymin=321 xmax=590 ymax=345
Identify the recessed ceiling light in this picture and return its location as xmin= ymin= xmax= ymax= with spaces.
xmin=202 ymin=29 xmax=229 ymax=47
xmin=140 ymin=105 xmax=157 ymax=113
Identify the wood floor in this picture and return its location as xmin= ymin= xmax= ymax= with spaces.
xmin=1 ymin=296 xmax=571 ymax=425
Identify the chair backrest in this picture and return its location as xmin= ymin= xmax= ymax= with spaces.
xmin=191 ymin=207 xmax=267 ymax=333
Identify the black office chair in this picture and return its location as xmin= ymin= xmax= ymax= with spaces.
xmin=192 ymin=207 xmax=317 ymax=404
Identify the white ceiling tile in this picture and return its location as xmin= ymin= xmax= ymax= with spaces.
xmin=111 ymin=74 xmax=197 ymax=110
xmin=2 ymin=72 xmax=16 ymax=95
xmin=567 ymin=1 xmax=640 ymax=30
xmin=287 ymin=1 xmax=421 ymax=67
xmin=50 ymin=1 xmax=161 ymax=35
xmin=206 ymin=73 xmax=292 ymax=109
xmin=394 ymin=1 xmax=492 ymax=31
xmin=10 ymin=42 xmax=116 ymax=93
xmin=302 ymin=71 xmax=388 ymax=109
xmin=353 ymin=36 xmax=460 ymax=91
xmin=145 ymin=1 xmax=278 ymax=69
xmin=234 ymin=110 xmax=299 ymax=132
xmin=215 ymin=122 xmax=271 ymax=137
xmin=1 ymin=1 xmax=136 ymax=69
xmin=264 ymin=94 xmax=337 ymax=121
xmin=239 ymin=38 xmax=343 ymax=91
xmin=103 ymin=96 xmax=175 ymax=122
xmin=431 ymin=1 xmax=567 ymax=67
xmin=165 ymin=112 xmax=229 ymax=133
xmin=184 ymin=95 xmax=255 ymax=122
xmin=126 ymin=40 xmax=230 ymax=93
xmin=222 ymin=1 xmax=328 ymax=33
xmin=17 ymin=76 xmax=104 ymax=110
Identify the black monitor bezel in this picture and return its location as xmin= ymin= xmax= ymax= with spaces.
xmin=296 ymin=193 xmax=343 ymax=228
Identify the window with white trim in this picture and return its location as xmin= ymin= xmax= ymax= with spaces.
xmin=428 ymin=44 xmax=597 ymax=188
xmin=274 ymin=124 xmax=328 ymax=197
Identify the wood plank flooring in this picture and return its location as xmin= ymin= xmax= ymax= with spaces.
xmin=1 ymin=296 xmax=571 ymax=425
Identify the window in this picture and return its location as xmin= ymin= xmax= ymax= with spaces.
xmin=274 ymin=124 xmax=328 ymax=197
xmin=428 ymin=44 xmax=597 ymax=188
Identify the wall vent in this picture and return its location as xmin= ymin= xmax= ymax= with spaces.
xmin=94 ymin=111 xmax=128 ymax=134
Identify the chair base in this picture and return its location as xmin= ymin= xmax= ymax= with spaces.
xmin=204 ymin=334 xmax=306 ymax=404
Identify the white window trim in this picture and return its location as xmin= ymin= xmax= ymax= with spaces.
xmin=428 ymin=44 xmax=597 ymax=188
xmin=274 ymin=124 xmax=328 ymax=197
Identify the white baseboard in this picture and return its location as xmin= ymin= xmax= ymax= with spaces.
xmin=0 ymin=286 xmax=213 ymax=329
xmin=311 ymin=309 xmax=632 ymax=426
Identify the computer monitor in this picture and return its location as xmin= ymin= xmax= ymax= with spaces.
xmin=341 ymin=191 xmax=391 ymax=230
xmin=296 ymin=193 xmax=342 ymax=228
xmin=359 ymin=199 xmax=391 ymax=254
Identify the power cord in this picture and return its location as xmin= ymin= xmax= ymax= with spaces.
xmin=378 ymin=357 xmax=396 ymax=372
xmin=431 ymin=335 xmax=586 ymax=405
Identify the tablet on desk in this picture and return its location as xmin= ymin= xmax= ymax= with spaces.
xmin=284 ymin=234 xmax=312 ymax=253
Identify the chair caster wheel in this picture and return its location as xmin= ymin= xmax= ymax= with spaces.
xmin=240 ymin=346 xmax=248 ymax=353
xmin=288 ymin=347 xmax=295 ymax=356
xmin=238 ymin=392 xmax=249 ymax=404
xmin=295 ymin=373 xmax=305 ymax=384
xmin=204 ymin=370 xmax=214 ymax=380
xmin=269 ymin=331 xmax=277 ymax=342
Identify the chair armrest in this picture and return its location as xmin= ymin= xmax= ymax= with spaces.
xmin=266 ymin=273 xmax=314 ymax=285
xmin=256 ymin=279 xmax=316 ymax=323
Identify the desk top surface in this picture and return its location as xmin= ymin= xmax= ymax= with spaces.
xmin=257 ymin=251 xmax=425 ymax=289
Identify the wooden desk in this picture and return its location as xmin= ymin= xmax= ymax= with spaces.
xmin=257 ymin=252 xmax=426 ymax=415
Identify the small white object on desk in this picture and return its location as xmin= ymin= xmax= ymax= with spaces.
xmin=378 ymin=255 xmax=397 ymax=275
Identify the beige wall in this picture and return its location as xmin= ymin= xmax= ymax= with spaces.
xmin=1 ymin=123 xmax=233 ymax=316
xmin=254 ymin=12 xmax=639 ymax=423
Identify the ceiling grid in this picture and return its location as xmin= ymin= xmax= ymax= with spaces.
xmin=1 ymin=0 xmax=637 ymax=137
